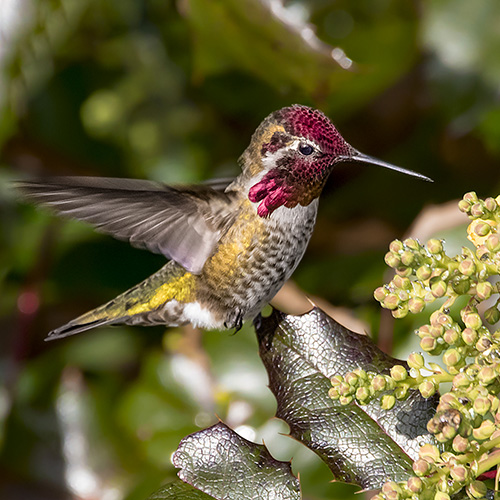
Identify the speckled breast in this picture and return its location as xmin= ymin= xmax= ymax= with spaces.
xmin=198 ymin=199 xmax=319 ymax=324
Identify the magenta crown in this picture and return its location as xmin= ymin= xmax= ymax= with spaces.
xmin=275 ymin=104 xmax=352 ymax=157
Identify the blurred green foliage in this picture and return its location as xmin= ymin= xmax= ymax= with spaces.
xmin=1 ymin=0 xmax=500 ymax=499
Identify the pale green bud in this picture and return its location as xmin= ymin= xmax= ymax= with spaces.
xmin=443 ymin=348 xmax=462 ymax=367
xmin=451 ymin=276 xmax=471 ymax=294
xmin=434 ymin=424 xmax=457 ymax=442
xmin=385 ymin=252 xmax=401 ymax=269
xmin=355 ymin=386 xmax=370 ymax=402
xmin=458 ymin=199 xmax=471 ymax=212
xmin=452 ymin=373 xmax=470 ymax=389
xmin=420 ymin=336 xmax=437 ymax=352
xmin=389 ymin=239 xmax=404 ymax=253
xmin=392 ymin=275 xmax=410 ymax=289
xmin=353 ymin=369 xmax=367 ymax=380
xmin=404 ymin=238 xmax=420 ymax=251
xmin=383 ymin=293 xmax=400 ymax=310
xmin=416 ymin=265 xmax=432 ymax=281
xmin=485 ymin=197 xmax=497 ymax=211
xmin=381 ymin=394 xmax=396 ymax=410
xmin=429 ymin=325 xmax=444 ymax=338
xmin=339 ymin=395 xmax=353 ymax=405
xmin=408 ymin=297 xmax=425 ymax=314
xmin=458 ymin=258 xmax=476 ymax=276
xmin=382 ymin=481 xmax=402 ymax=498
xmin=484 ymin=306 xmax=500 ymax=325
xmin=338 ymin=382 xmax=352 ymax=396
xmin=491 ymin=396 xmax=499 ymax=412
xmin=373 ymin=286 xmax=388 ymax=302
xmin=430 ymin=279 xmax=447 ymax=298
xmin=478 ymin=366 xmax=496 ymax=385
xmin=486 ymin=233 xmax=500 ymax=252
xmin=443 ymin=328 xmax=459 ymax=345
xmin=390 ymin=365 xmax=408 ymax=381
xmin=452 ymin=435 xmax=469 ymax=453
xmin=463 ymin=192 xmax=478 ymax=204
xmin=412 ymin=458 xmax=431 ymax=476
xmin=466 ymin=481 xmax=487 ymax=499
xmin=419 ymin=444 xmax=440 ymax=463
xmin=473 ymin=396 xmax=491 ymax=416
xmin=394 ymin=384 xmax=409 ymax=400
xmin=472 ymin=420 xmax=495 ymax=440
xmin=427 ymin=239 xmax=443 ymax=254
xmin=371 ymin=375 xmax=387 ymax=392
xmin=419 ymin=380 xmax=436 ymax=398
xmin=449 ymin=465 xmax=468 ymax=483
xmin=464 ymin=313 xmax=482 ymax=330
xmin=472 ymin=220 xmax=491 ymax=237
xmin=407 ymin=477 xmax=423 ymax=493
xmin=462 ymin=328 xmax=478 ymax=345
xmin=344 ymin=372 xmax=359 ymax=386
xmin=392 ymin=304 xmax=409 ymax=319
xmin=416 ymin=325 xmax=431 ymax=338
xmin=407 ymin=353 xmax=424 ymax=370
xmin=400 ymin=250 xmax=414 ymax=266
xmin=476 ymin=281 xmax=493 ymax=300
xmin=328 ymin=387 xmax=339 ymax=399
xmin=471 ymin=202 xmax=485 ymax=218
xmin=434 ymin=492 xmax=450 ymax=500
xmin=395 ymin=266 xmax=412 ymax=278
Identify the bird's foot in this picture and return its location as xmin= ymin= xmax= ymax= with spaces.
xmin=224 ymin=309 xmax=244 ymax=333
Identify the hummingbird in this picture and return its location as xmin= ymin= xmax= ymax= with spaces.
xmin=17 ymin=105 xmax=431 ymax=340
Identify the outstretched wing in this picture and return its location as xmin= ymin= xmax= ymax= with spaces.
xmin=17 ymin=176 xmax=239 ymax=274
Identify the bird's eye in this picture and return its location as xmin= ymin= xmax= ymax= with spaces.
xmin=298 ymin=143 xmax=314 ymax=156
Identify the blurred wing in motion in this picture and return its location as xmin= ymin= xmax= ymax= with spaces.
xmin=17 ymin=176 xmax=239 ymax=274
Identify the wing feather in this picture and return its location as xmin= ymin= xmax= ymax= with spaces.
xmin=16 ymin=176 xmax=239 ymax=274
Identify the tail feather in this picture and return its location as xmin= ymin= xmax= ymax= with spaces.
xmin=45 ymin=317 xmax=122 ymax=341
xmin=44 ymin=263 xmax=195 ymax=340
xmin=45 ymin=295 xmax=127 ymax=341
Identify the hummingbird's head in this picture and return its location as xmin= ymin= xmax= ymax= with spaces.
xmin=245 ymin=105 xmax=431 ymax=218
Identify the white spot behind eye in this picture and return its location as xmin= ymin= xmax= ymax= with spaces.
xmin=260 ymin=138 xmax=320 ymax=174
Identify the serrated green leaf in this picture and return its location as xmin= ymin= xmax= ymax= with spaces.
xmin=255 ymin=307 xmax=438 ymax=490
xmin=170 ymin=422 xmax=301 ymax=500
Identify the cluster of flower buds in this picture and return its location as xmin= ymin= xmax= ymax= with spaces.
xmin=414 ymin=306 xmax=500 ymax=371
xmin=429 ymin=388 xmax=500 ymax=445
xmin=374 ymin=193 xmax=500 ymax=322
xmin=379 ymin=395 xmax=500 ymax=500
xmin=368 ymin=387 xmax=500 ymax=500
xmin=349 ymin=194 xmax=500 ymax=499
xmin=329 ymin=368 xmax=397 ymax=408
xmin=329 ymin=353 xmax=451 ymax=407
xmin=371 ymin=440 xmax=493 ymax=500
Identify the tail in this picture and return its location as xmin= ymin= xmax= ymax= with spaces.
xmin=45 ymin=307 xmax=125 ymax=341
xmin=45 ymin=263 xmax=196 ymax=341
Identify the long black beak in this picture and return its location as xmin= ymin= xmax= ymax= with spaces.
xmin=347 ymin=150 xmax=433 ymax=182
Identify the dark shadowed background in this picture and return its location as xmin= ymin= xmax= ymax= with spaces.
xmin=1 ymin=1 xmax=499 ymax=499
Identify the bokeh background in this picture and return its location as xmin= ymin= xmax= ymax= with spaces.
xmin=1 ymin=0 xmax=500 ymax=499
